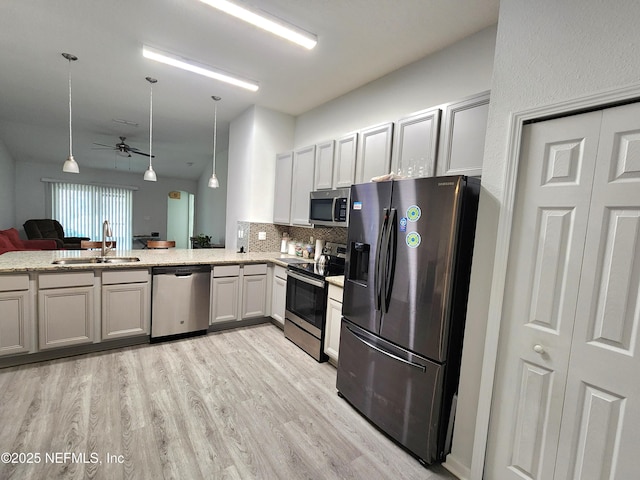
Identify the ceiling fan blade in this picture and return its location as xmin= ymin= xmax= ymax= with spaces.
xmin=131 ymin=150 xmax=155 ymax=158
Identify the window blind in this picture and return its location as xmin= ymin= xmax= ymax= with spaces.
xmin=50 ymin=182 xmax=133 ymax=249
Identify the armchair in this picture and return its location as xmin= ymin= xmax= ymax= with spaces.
xmin=23 ymin=219 xmax=90 ymax=250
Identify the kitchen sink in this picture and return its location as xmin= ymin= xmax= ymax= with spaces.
xmin=52 ymin=256 xmax=140 ymax=265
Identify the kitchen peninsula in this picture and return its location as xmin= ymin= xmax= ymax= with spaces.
xmin=0 ymin=248 xmax=328 ymax=368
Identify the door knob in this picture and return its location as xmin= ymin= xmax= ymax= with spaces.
xmin=533 ymin=344 xmax=545 ymax=354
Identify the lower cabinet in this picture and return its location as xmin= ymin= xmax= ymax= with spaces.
xmin=211 ymin=264 xmax=267 ymax=324
xmin=38 ymin=271 xmax=96 ymax=350
xmin=270 ymin=265 xmax=287 ymax=326
xmin=0 ymin=274 xmax=32 ymax=357
xmin=101 ymin=269 xmax=150 ymax=340
xmin=324 ymin=283 xmax=344 ymax=364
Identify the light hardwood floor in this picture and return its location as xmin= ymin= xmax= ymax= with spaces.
xmin=0 ymin=324 xmax=457 ymax=479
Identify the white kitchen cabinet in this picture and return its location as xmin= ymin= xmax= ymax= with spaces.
xmin=333 ymin=133 xmax=358 ymax=188
xmin=101 ymin=269 xmax=150 ymax=340
xmin=356 ymin=122 xmax=394 ymax=183
xmin=437 ymin=91 xmax=489 ymax=177
xmin=0 ymin=274 xmax=32 ymax=357
xmin=273 ymin=151 xmax=294 ymax=224
xmin=391 ymin=108 xmax=441 ymax=178
xmin=324 ymin=283 xmax=344 ymax=364
xmin=38 ymin=271 xmax=96 ymax=350
xmin=241 ymin=263 xmax=267 ymax=319
xmin=291 ymin=145 xmax=316 ymax=225
xmin=270 ymin=265 xmax=287 ymax=326
xmin=210 ymin=265 xmax=241 ymax=324
xmin=314 ymin=140 xmax=335 ymax=190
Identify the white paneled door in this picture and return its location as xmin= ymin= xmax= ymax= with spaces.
xmin=486 ymin=102 xmax=640 ymax=479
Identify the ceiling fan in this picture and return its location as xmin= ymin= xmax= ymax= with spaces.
xmin=93 ymin=136 xmax=154 ymax=157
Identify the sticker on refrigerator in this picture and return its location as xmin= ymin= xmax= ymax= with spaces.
xmin=406 ymin=205 xmax=421 ymax=222
xmin=406 ymin=232 xmax=421 ymax=248
xmin=399 ymin=217 xmax=407 ymax=232
xmin=353 ymin=201 xmax=362 ymax=210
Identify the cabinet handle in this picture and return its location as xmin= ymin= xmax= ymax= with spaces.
xmin=533 ymin=344 xmax=545 ymax=354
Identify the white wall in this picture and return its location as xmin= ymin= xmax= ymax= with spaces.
xmin=225 ymin=106 xmax=294 ymax=249
xmin=196 ymin=149 xmax=228 ymax=246
xmin=14 ymin=161 xmax=197 ymax=241
xmin=0 ymin=140 xmax=16 ymax=229
xmin=294 ymin=26 xmax=497 ymax=148
xmin=470 ymin=1 xmax=640 ymax=478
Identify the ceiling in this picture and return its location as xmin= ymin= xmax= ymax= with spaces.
xmin=0 ymin=0 xmax=499 ymax=181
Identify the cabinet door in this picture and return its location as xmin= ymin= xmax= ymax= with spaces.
xmin=291 ymin=145 xmax=316 ymax=226
xmin=314 ymin=140 xmax=335 ymax=190
xmin=392 ymin=108 xmax=441 ymax=178
xmin=242 ymin=275 xmax=267 ymax=319
xmin=38 ymin=286 xmax=94 ymax=349
xmin=438 ymin=91 xmax=489 ymax=177
xmin=270 ymin=274 xmax=286 ymax=326
xmin=333 ymin=133 xmax=358 ymax=188
xmin=211 ymin=276 xmax=240 ymax=324
xmin=356 ymin=122 xmax=394 ymax=183
xmin=0 ymin=290 xmax=30 ymax=356
xmin=273 ymin=151 xmax=294 ymax=224
xmin=102 ymin=282 xmax=150 ymax=340
xmin=324 ymin=296 xmax=343 ymax=364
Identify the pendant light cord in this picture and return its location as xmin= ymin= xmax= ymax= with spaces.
xmin=68 ymin=58 xmax=73 ymax=157
xmin=212 ymin=100 xmax=217 ymax=172
xmin=149 ymin=82 xmax=153 ymax=167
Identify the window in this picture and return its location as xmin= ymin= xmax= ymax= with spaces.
xmin=50 ymin=182 xmax=133 ymax=249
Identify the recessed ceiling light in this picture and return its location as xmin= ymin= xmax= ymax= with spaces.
xmin=199 ymin=0 xmax=317 ymax=50
xmin=112 ymin=118 xmax=139 ymax=127
xmin=142 ymin=46 xmax=259 ymax=92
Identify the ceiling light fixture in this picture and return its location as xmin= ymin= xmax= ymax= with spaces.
xmin=208 ymin=96 xmax=221 ymax=189
xmin=142 ymin=46 xmax=259 ymax=92
xmin=62 ymin=53 xmax=80 ymax=174
xmin=199 ymin=0 xmax=317 ymax=50
xmin=144 ymin=77 xmax=158 ymax=182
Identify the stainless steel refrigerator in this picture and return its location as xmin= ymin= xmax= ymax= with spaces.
xmin=336 ymin=175 xmax=480 ymax=465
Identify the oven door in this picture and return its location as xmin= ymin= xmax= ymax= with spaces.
xmin=286 ymin=270 xmax=327 ymax=335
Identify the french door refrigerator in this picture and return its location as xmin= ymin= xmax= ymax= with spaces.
xmin=336 ymin=175 xmax=480 ymax=465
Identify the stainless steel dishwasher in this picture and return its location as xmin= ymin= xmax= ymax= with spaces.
xmin=151 ymin=265 xmax=211 ymax=340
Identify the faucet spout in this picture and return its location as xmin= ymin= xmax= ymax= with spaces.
xmin=102 ymin=220 xmax=113 ymax=257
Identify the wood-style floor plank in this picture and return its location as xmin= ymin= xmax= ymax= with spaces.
xmin=0 ymin=324 xmax=457 ymax=479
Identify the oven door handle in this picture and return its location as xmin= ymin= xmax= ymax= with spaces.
xmin=286 ymin=270 xmax=326 ymax=288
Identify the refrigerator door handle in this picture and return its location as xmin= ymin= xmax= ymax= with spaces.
xmin=374 ymin=208 xmax=389 ymax=311
xmin=346 ymin=325 xmax=427 ymax=372
xmin=383 ymin=208 xmax=398 ymax=314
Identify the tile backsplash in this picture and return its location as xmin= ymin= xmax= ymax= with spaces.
xmin=241 ymin=222 xmax=347 ymax=253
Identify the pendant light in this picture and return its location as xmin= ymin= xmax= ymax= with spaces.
xmin=208 ymin=96 xmax=221 ymax=189
xmin=144 ymin=76 xmax=158 ymax=182
xmin=62 ymin=53 xmax=79 ymax=174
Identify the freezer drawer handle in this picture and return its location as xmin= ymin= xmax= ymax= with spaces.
xmin=347 ymin=325 xmax=426 ymax=372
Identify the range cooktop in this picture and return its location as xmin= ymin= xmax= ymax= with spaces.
xmin=288 ymin=260 xmax=345 ymax=280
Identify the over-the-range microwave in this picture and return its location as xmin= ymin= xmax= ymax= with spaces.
xmin=309 ymin=188 xmax=350 ymax=227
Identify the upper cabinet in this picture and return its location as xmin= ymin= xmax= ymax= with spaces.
xmin=333 ymin=133 xmax=358 ymax=188
xmin=391 ymin=108 xmax=441 ymax=178
xmin=273 ymin=152 xmax=294 ymax=225
xmin=290 ymin=145 xmax=316 ymax=226
xmin=314 ymin=140 xmax=335 ymax=190
xmin=356 ymin=122 xmax=394 ymax=183
xmin=437 ymin=91 xmax=489 ymax=177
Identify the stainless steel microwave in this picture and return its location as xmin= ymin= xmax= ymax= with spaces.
xmin=309 ymin=188 xmax=350 ymax=227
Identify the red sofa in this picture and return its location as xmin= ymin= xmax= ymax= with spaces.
xmin=0 ymin=228 xmax=57 ymax=255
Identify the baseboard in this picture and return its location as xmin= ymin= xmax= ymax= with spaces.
xmin=442 ymin=453 xmax=470 ymax=480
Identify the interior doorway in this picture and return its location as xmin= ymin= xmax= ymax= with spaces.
xmin=166 ymin=190 xmax=194 ymax=249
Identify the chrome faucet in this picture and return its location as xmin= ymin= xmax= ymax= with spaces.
xmin=102 ymin=220 xmax=114 ymax=257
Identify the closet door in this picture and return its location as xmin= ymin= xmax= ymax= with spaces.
xmin=485 ymin=111 xmax=602 ymax=480
xmin=553 ymin=103 xmax=640 ymax=480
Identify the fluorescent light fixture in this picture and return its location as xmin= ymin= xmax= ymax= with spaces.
xmin=143 ymin=46 xmax=259 ymax=92
xmin=199 ymin=0 xmax=317 ymax=50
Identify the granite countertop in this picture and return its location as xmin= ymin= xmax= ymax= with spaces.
xmin=0 ymin=249 xmax=304 ymax=273
xmin=326 ymin=275 xmax=344 ymax=288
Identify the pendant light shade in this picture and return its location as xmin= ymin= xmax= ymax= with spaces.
xmin=144 ymin=76 xmax=158 ymax=182
xmin=208 ymin=96 xmax=221 ymax=189
xmin=62 ymin=53 xmax=79 ymax=174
